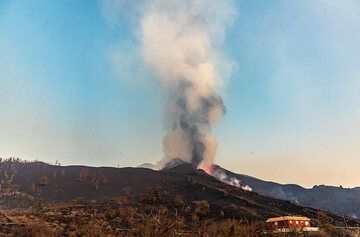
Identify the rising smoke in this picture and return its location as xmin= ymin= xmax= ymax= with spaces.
xmin=101 ymin=0 xmax=235 ymax=170
xmin=140 ymin=0 xmax=235 ymax=170
xmin=212 ymin=168 xmax=253 ymax=191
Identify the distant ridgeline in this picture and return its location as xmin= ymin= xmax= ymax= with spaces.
xmin=212 ymin=165 xmax=360 ymax=220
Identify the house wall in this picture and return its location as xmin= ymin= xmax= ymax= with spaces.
xmin=271 ymin=220 xmax=311 ymax=229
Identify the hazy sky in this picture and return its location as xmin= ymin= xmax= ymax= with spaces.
xmin=1 ymin=0 xmax=359 ymax=188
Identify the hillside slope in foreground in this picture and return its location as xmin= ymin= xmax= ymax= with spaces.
xmin=0 ymin=159 xmax=359 ymax=236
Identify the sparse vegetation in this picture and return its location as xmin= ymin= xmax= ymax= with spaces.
xmin=174 ymin=194 xmax=184 ymax=208
xmin=73 ymin=197 xmax=87 ymax=206
xmin=0 ymin=159 xmax=359 ymax=237
xmin=194 ymin=200 xmax=210 ymax=217
xmin=122 ymin=184 xmax=132 ymax=197
xmin=317 ymin=211 xmax=334 ymax=230
xmin=78 ymin=168 xmax=89 ymax=182
xmin=3 ymin=201 xmax=359 ymax=237
xmin=146 ymin=188 xmax=161 ymax=204
xmin=38 ymin=175 xmax=48 ymax=186
xmin=34 ymin=200 xmax=44 ymax=217
xmin=91 ymin=172 xmax=108 ymax=190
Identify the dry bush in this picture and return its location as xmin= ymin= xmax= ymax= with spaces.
xmin=194 ymin=219 xmax=266 ymax=237
xmin=3 ymin=197 xmax=359 ymax=237
xmin=113 ymin=207 xmax=140 ymax=227
xmin=133 ymin=213 xmax=184 ymax=237
xmin=91 ymin=172 xmax=108 ymax=190
xmin=145 ymin=188 xmax=161 ymax=205
xmin=122 ymin=185 xmax=131 ymax=197
xmin=320 ymin=228 xmax=360 ymax=237
xmin=66 ymin=221 xmax=106 ymax=237
xmin=174 ymin=194 xmax=184 ymax=208
xmin=33 ymin=200 xmax=44 ymax=217
xmin=38 ymin=175 xmax=48 ymax=186
xmin=72 ymin=197 xmax=87 ymax=206
xmin=194 ymin=200 xmax=210 ymax=217
xmin=317 ymin=211 xmax=334 ymax=228
xmin=13 ymin=223 xmax=62 ymax=237
xmin=98 ymin=173 xmax=108 ymax=184
xmin=78 ymin=168 xmax=89 ymax=182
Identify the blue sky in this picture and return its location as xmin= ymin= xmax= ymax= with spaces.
xmin=1 ymin=0 xmax=359 ymax=187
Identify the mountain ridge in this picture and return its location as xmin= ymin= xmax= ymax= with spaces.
xmin=137 ymin=160 xmax=359 ymax=219
xmin=0 ymin=159 xmax=358 ymax=227
xmin=209 ymin=164 xmax=360 ymax=219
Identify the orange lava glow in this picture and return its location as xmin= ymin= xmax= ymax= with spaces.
xmin=198 ymin=165 xmax=213 ymax=175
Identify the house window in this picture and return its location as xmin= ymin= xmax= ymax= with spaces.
xmin=289 ymin=220 xmax=292 ymax=223
xmin=305 ymin=221 xmax=309 ymax=225
xmin=296 ymin=221 xmax=299 ymax=224
xmin=274 ymin=222 xmax=278 ymax=226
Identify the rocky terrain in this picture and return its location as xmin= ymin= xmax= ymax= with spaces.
xmin=0 ymin=158 xmax=359 ymax=236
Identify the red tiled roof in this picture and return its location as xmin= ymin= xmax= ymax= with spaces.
xmin=266 ymin=216 xmax=310 ymax=223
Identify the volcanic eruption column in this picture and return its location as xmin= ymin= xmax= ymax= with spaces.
xmin=141 ymin=0 xmax=234 ymax=171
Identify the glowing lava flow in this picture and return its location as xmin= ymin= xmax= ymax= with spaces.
xmin=197 ymin=164 xmax=214 ymax=175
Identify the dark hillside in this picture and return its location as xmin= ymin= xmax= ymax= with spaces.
xmin=212 ymin=165 xmax=360 ymax=219
xmin=0 ymin=159 xmax=359 ymax=228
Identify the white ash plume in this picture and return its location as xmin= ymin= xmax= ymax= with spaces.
xmin=212 ymin=168 xmax=253 ymax=191
xmin=141 ymin=0 xmax=235 ymax=169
